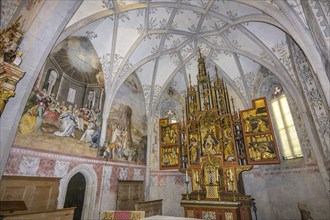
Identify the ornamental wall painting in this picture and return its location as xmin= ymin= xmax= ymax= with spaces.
xmin=159 ymin=118 xmax=180 ymax=170
xmin=102 ymin=73 xmax=147 ymax=164
xmin=14 ymin=37 xmax=105 ymax=158
xmin=240 ymin=97 xmax=280 ymax=164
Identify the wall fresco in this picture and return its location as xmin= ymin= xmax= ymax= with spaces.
xmin=14 ymin=37 xmax=105 ymax=157
xmin=102 ymin=73 xmax=147 ymax=164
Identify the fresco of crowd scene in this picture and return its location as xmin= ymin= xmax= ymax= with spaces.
xmin=19 ymin=88 xmax=101 ymax=147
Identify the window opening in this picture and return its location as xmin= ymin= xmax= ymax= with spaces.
xmin=270 ymin=86 xmax=303 ymax=160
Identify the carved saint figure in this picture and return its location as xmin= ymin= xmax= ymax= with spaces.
xmin=189 ymin=137 xmax=200 ymax=165
xmin=202 ymin=130 xmax=219 ymax=156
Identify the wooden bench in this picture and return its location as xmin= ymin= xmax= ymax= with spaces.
xmin=135 ymin=199 xmax=162 ymax=217
xmin=0 ymin=201 xmax=28 ymax=214
xmin=0 ymin=207 xmax=75 ymax=220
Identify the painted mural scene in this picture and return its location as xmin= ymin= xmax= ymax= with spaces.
xmin=102 ymin=74 xmax=147 ymax=164
xmin=0 ymin=1 xmax=329 ymax=220
xmin=14 ymin=37 xmax=147 ymax=163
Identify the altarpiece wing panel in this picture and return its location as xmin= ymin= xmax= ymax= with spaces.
xmin=240 ymin=97 xmax=280 ymax=164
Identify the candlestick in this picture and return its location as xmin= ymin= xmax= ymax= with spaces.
xmin=185 ymin=180 xmax=189 ymax=200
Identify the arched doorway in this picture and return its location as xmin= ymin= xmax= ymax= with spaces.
xmin=64 ymin=172 xmax=86 ymax=220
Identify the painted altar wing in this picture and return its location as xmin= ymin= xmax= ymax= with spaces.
xmin=240 ymin=97 xmax=280 ymax=165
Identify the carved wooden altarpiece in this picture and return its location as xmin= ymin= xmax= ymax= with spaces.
xmin=159 ymin=118 xmax=180 ymax=170
xmin=159 ymin=50 xmax=280 ymax=220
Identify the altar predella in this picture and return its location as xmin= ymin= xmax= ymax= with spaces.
xmin=159 ymin=50 xmax=280 ymax=219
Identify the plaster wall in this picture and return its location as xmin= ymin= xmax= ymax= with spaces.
xmin=243 ymin=163 xmax=329 ymax=220
xmin=4 ymin=145 xmax=146 ymax=219
xmin=149 ymin=171 xmax=186 ymax=217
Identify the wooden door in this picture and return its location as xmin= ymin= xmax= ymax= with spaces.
xmin=116 ymin=180 xmax=144 ymax=210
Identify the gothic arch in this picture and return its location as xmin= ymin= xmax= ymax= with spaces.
xmin=159 ymin=100 xmax=183 ymax=122
xmin=0 ymin=0 xmax=82 ymax=178
xmin=58 ymin=164 xmax=97 ymax=220
xmin=239 ymin=0 xmax=329 ymax=106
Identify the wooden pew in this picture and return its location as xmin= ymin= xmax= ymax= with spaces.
xmin=135 ymin=199 xmax=162 ymax=217
xmin=0 ymin=207 xmax=75 ymax=220
xmin=0 ymin=201 xmax=28 ymax=214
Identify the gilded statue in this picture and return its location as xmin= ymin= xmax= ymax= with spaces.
xmin=0 ymin=16 xmax=23 ymax=64
xmin=189 ymin=137 xmax=200 ymax=165
xmin=203 ymin=134 xmax=217 ymax=155
xmin=0 ymin=17 xmax=25 ymax=117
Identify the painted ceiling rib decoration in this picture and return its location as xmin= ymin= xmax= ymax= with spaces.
xmin=60 ymin=0 xmax=312 ymax=116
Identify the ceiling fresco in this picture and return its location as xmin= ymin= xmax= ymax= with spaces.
xmin=52 ymin=37 xmax=104 ymax=85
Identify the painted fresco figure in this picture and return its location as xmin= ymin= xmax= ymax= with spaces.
xmin=74 ymin=109 xmax=84 ymax=131
xmin=19 ymin=105 xmax=39 ymax=135
xmin=80 ymin=105 xmax=91 ymax=123
xmin=54 ymin=105 xmax=76 ymax=138
xmin=90 ymin=127 xmax=101 ymax=148
xmin=35 ymin=89 xmax=49 ymax=107
xmin=35 ymin=102 xmax=45 ymax=134
xmin=43 ymin=101 xmax=61 ymax=128
xmin=87 ymin=90 xmax=95 ymax=109
xmin=80 ymin=121 xmax=95 ymax=143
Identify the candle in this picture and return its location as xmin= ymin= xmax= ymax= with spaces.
xmin=185 ymin=170 xmax=189 ymax=182
xmin=196 ymin=171 xmax=199 ymax=183
xmin=229 ymin=169 xmax=233 ymax=181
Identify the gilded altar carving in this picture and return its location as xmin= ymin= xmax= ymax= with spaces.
xmin=1 ymin=16 xmax=23 ymax=64
xmin=159 ymin=118 xmax=180 ymax=170
xmin=159 ymin=50 xmax=279 ymax=219
xmin=0 ymin=17 xmax=25 ymax=116
xmin=240 ymin=98 xmax=280 ymax=164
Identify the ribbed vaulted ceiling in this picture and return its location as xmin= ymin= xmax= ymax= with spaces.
xmin=58 ymin=0 xmax=308 ymax=116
